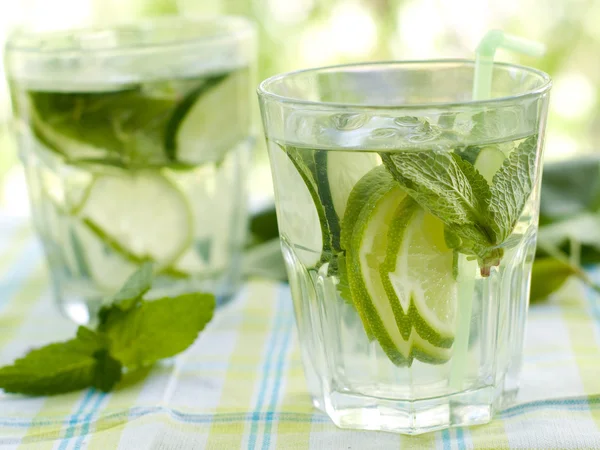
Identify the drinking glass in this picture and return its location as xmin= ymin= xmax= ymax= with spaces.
xmin=5 ymin=16 xmax=256 ymax=323
xmin=258 ymin=60 xmax=551 ymax=434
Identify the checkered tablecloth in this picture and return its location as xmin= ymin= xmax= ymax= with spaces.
xmin=1 ymin=215 xmax=600 ymax=450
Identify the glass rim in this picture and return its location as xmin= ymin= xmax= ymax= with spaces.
xmin=257 ymin=59 xmax=552 ymax=110
xmin=4 ymin=15 xmax=255 ymax=56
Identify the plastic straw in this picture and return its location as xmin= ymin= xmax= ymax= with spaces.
xmin=472 ymin=30 xmax=546 ymax=100
xmin=450 ymin=30 xmax=546 ymax=391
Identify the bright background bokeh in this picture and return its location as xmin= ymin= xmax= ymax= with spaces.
xmin=0 ymin=0 xmax=598 ymax=215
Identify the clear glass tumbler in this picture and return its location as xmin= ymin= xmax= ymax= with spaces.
xmin=5 ymin=16 xmax=256 ymax=323
xmin=258 ymin=60 xmax=551 ymax=434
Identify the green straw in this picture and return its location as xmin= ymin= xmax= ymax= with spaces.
xmin=450 ymin=30 xmax=546 ymax=391
xmin=472 ymin=30 xmax=546 ymax=100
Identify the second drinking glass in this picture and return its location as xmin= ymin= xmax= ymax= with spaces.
xmin=5 ymin=16 xmax=256 ymax=323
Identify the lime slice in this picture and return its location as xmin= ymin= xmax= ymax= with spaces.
xmin=343 ymin=168 xmax=452 ymax=365
xmin=166 ymin=70 xmax=250 ymax=165
xmin=270 ymin=144 xmax=325 ymax=268
xmin=474 ymin=146 xmax=506 ymax=184
xmin=78 ymin=171 xmax=193 ymax=268
xmin=381 ymin=198 xmax=458 ymax=349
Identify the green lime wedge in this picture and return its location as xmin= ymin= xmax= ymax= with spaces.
xmin=381 ymin=198 xmax=458 ymax=350
xmin=78 ymin=171 xmax=193 ymax=269
xmin=343 ymin=168 xmax=452 ymax=365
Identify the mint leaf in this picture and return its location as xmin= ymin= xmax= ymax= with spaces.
xmin=381 ymin=151 xmax=490 ymax=229
xmin=0 ymin=261 xmax=215 ymax=396
xmin=540 ymin=156 xmax=600 ymax=223
xmin=469 ymin=109 xmax=520 ymax=142
xmin=455 ymin=145 xmax=481 ymax=165
xmin=102 ymin=293 xmax=215 ymax=368
xmin=381 ymin=151 xmax=495 ymax=253
xmin=111 ymin=262 xmax=154 ymax=306
xmin=530 ymin=257 xmax=576 ymax=303
xmin=92 ymin=349 xmax=122 ymax=392
xmin=99 ymin=262 xmax=154 ymax=325
xmin=0 ymin=327 xmax=105 ymax=396
xmin=489 ymin=135 xmax=538 ymax=242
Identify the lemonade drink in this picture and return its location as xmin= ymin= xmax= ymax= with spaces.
xmin=259 ymin=61 xmax=551 ymax=434
xmin=6 ymin=17 xmax=256 ymax=323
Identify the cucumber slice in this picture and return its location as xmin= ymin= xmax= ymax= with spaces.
xmin=314 ymin=150 xmax=380 ymax=251
xmin=343 ymin=168 xmax=452 ymax=365
xmin=165 ymin=70 xmax=249 ymax=164
xmin=163 ymin=155 xmax=236 ymax=276
xmin=78 ymin=172 xmax=193 ymax=268
xmin=72 ymin=221 xmax=138 ymax=291
xmin=270 ymin=144 xmax=326 ymax=268
xmin=474 ymin=146 xmax=506 ymax=184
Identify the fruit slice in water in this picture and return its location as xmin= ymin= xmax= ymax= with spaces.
xmin=71 ymin=221 xmax=138 ymax=291
xmin=339 ymin=166 xmax=393 ymax=339
xmin=163 ymin=151 xmax=238 ymax=276
xmin=270 ymin=144 xmax=325 ymax=268
xmin=474 ymin=146 xmax=506 ymax=184
xmin=78 ymin=172 xmax=193 ymax=269
xmin=381 ymin=197 xmax=458 ymax=350
xmin=314 ymin=150 xmax=381 ymax=251
xmin=166 ymin=70 xmax=249 ymax=165
xmin=343 ymin=168 xmax=452 ymax=365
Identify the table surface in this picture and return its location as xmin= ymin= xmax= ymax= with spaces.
xmin=1 ymin=215 xmax=600 ymax=450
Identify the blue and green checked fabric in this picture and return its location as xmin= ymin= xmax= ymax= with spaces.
xmin=1 ymin=215 xmax=600 ymax=449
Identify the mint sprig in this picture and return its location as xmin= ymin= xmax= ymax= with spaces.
xmin=0 ymin=263 xmax=215 ymax=396
xmin=382 ymin=135 xmax=538 ymax=275
xmin=488 ymin=136 xmax=537 ymax=243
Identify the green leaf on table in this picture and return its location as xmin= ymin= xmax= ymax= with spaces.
xmin=0 ymin=261 xmax=216 ymax=396
xmin=110 ymin=261 xmax=154 ymax=306
xmin=249 ymin=207 xmax=279 ymax=244
xmin=92 ymin=349 xmax=122 ymax=392
xmin=538 ymin=213 xmax=600 ymax=251
xmin=98 ymin=262 xmax=154 ymax=325
xmin=0 ymin=327 xmax=107 ymax=396
xmin=530 ymin=258 xmax=577 ymax=303
xmin=529 ymin=257 xmax=578 ymax=303
xmin=102 ymin=293 xmax=215 ymax=368
xmin=540 ymin=155 xmax=600 ymax=224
